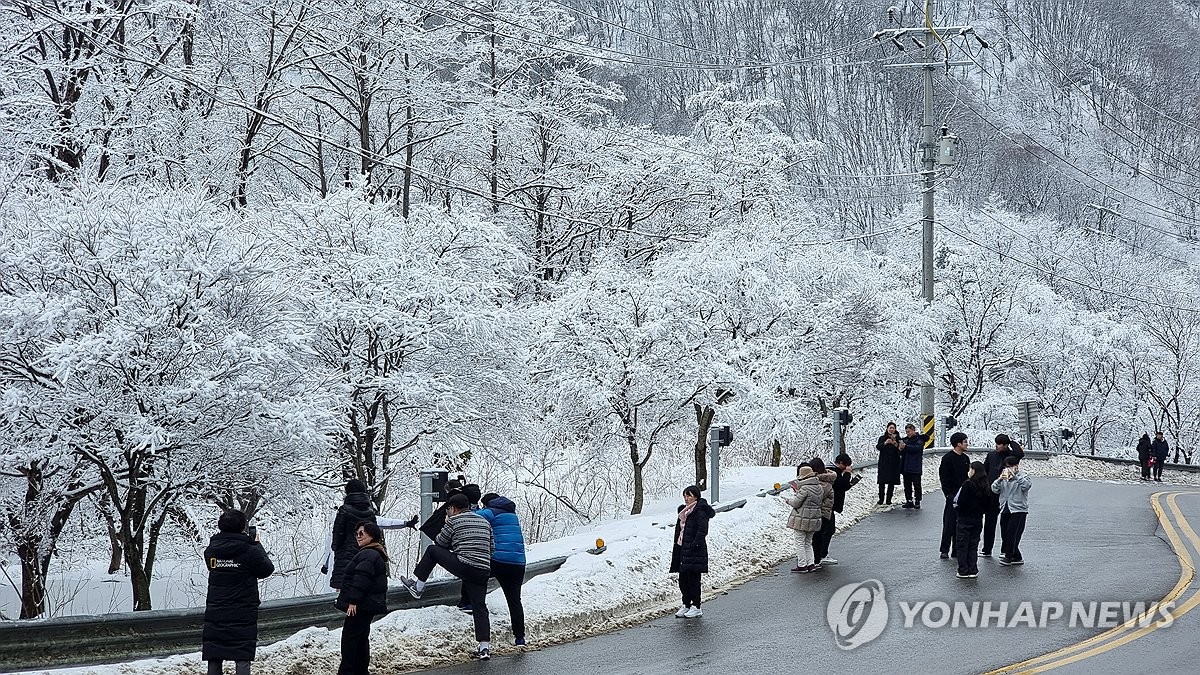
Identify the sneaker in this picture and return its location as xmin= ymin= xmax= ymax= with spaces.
xmin=998 ymin=557 xmax=1013 ymax=566
xmin=877 ymin=498 xmax=884 ymax=505
xmin=400 ymin=575 xmax=423 ymax=599
xmin=790 ymin=566 xmax=806 ymax=573
xmin=940 ymin=552 xmax=950 ymax=559
xmin=956 ymin=572 xmax=978 ymax=578
xmin=675 ymin=604 xmax=689 ymax=617
xmin=820 ymin=558 xmax=838 ymax=565
xmin=1009 ymin=559 xmax=1024 ymax=565
xmin=515 ymin=638 xmax=526 ymax=647
xmin=914 ymin=502 xmax=921 ymax=510
xmin=684 ymin=606 xmax=703 ymax=618
xmin=457 ymin=603 xmax=474 ymax=614
xmin=811 ymin=563 xmax=823 ymax=571
xmin=980 ymin=551 xmax=992 ymax=557
xmin=902 ymin=502 xmax=914 ymax=509
xmin=476 ymin=647 xmax=490 ymax=661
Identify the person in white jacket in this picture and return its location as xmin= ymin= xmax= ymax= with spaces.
xmin=990 ymin=456 xmax=1033 ymax=566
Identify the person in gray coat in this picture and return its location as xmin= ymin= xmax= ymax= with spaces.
xmin=991 ymin=456 xmax=1033 ymax=565
xmin=786 ymin=466 xmax=824 ymax=574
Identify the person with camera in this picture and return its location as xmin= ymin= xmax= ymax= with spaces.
xmin=899 ymin=423 xmax=928 ymax=509
xmin=202 ymin=510 xmax=274 ymax=675
xmin=336 ymin=521 xmax=389 ymax=675
xmin=991 ymin=456 xmax=1033 ymax=566
xmin=824 ymin=453 xmax=862 ymax=565
xmin=953 ymin=461 xmax=990 ymax=579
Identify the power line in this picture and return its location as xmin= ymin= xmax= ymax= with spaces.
xmin=939 ymin=76 xmax=1200 ymax=233
xmin=939 ymin=213 xmax=1200 ymax=314
xmin=992 ymin=4 xmax=1200 ymax=185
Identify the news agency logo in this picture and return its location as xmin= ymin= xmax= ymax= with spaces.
xmin=826 ymin=579 xmax=1178 ymax=649
xmin=827 ymin=580 xmax=889 ymax=650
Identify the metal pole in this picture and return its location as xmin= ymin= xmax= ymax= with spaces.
xmin=419 ymin=469 xmax=436 ymax=556
xmin=831 ymin=412 xmax=843 ymax=459
xmin=708 ymin=427 xmax=721 ymax=504
xmin=920 ymin=1 xmax=937 ymax=424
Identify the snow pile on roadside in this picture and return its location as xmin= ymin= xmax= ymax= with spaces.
xmin=1025 ymin=453 xmax=1200 ymax=485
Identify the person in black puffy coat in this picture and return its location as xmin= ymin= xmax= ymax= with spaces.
xmin=669 ymin=485 xmax=715 ymax=618
xmin=202 ymin=509 xmax=274 ymax=675
xmin=327 ymin=480 xmax=378 ymax=589
xmin=336 ymin=520 xmax=389 ymax=675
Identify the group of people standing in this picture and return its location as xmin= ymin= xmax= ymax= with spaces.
xmin=875 ymin=422 xmax=929 ymax=508
xmin=937 ymin=433 xmax=1032 ymax=579
xmin=200 ymin=476 xmax=529 ymax=675
xmin=1136 ymin=432 xmax=1171 ymax=481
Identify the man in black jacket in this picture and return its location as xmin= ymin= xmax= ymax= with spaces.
xmin=821 ymin=453 xmax=862 ymax=565
xmin=203 ymin=509 xmax=274 ymax=675
xmin=939 ymin=432 xmax=971 ymax=560
xmin=1151 ymin=432 xmax=1170 ymax=482
xmin=981 ymin=434 xmax=1024 ymax=556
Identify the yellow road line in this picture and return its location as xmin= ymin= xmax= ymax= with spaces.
xmin=985 ymin=491 xmax=1199 ymax=674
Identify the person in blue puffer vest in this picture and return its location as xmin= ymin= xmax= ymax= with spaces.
xmin=478 ymin=493 xmax=528 ymax=646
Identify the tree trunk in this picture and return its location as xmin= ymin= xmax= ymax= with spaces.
xmin=693 ymin=403 xmax=714 ymax=489
xmin=771 ymin=439 xmax=782 ymax=467
xmin=631 ymin=458 xmax=645 ymax=516
xmin=105 ymin=511 xmax=123 ymax=575
xmin=17 ymin=543 xmax=48 ymax=619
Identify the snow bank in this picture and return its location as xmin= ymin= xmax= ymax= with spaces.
xmin=29 ymin=457 xmax=1200 ymax=674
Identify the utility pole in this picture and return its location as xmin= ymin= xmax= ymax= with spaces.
xmin=875 ymin=1 xmax=975 ymax=447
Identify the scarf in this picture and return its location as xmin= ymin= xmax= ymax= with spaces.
xmin=361 ymin=541 xmax=389 ymax=562
xmin=677 ymin=501 xmax=698 ymax=545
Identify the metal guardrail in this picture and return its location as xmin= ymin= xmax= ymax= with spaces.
xmin=0 ymin=556 xmax=567 ymax=672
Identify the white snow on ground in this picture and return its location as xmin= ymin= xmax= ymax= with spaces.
xmin=26 ymin=456 xmax=1200 ymax=675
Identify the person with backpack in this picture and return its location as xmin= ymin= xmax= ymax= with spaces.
xmin=981 ymin=434 xmax=1024 ymax=557
xmin=953 ymin=461 xmax=990 ymax=579
xmin=938 ymin=432 xmax=971 ymax=560
xmin=670 ymin=485 xmax=716 ymax=618
xmin=478 ymin=493 xmax=529 ymax=644
xmin=336 ymin=521 xmax=389 ymax=675
xmin=202 ymin=510 xmax=274 ymax=675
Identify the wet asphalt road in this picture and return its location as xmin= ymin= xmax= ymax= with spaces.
xmin=417 ymin=478 xmax=1196 ymax=675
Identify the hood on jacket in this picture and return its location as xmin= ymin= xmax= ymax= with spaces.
xmin=818 ymin=471 xmax=835 ymax=482
xmin=694 ymin=498 xmax=716 ymax=518
xmin=344 ymin=491 xmax=374 ymax=510
xmin=486 ymin=496 xmax=517 ymax=513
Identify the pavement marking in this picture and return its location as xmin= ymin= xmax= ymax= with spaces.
xmin=985 ymin=491 xmax=1200 ymax=674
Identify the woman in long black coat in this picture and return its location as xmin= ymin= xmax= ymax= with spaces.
xmin=328 ymin=479 xmax=378 ymax=589
xmin=336 ymin=521 xmax=389 ymax=675
xmin=876 ymin=422 xmax=903 ymax=504
xmin=202 ymin=510 xmax=274 ymax=675
xmin=669 ymin=485 xmax=716 ymax=618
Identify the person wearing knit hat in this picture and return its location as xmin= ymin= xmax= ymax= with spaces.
xmin=785 ymin=466 xmax=824 ymax=573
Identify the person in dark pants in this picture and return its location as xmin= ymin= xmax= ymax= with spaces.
xmin=822 ymin=453 xmax=862 ymax=565
xmin=335 ymin=521 xmax=388 ymax=675
xmin=939 ymin=432 xmax=971 ymax=559
xmin=1136 ymin=433 xmax=1152 ymax=480
xmin=992 ymin=456 xmax=1033 ymax=565
xmin=478 ymin=493 xmax=528 ymax=645
xmin=876 ymin=422 xmax=903 ymax=505
xmin=899 ymin=423 xmax=928 ymax=509
xmin=202 ymin=510 xmax=274 ymax=675
xmin=401 ymin=493 xmax=494 ymax=660
xmin=954 ymin=461 xmax=990 ymax=578
xmin=982 ymin=434 xmax=1024 ymax=556
xmin=809 ymin=458 xmax=836 ymax=566
xmin=670 ymin=485 xmax=715 ymax=617
xmin=418 ymin=477 xmax=482 ymax=613
xmin=1151 ymin=432 xmax=1170 ymax=482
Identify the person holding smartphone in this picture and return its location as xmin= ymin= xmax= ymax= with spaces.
xmin=202 ymin=510 xmax=274 ymax=675
xmin=991 ymin=456 xmax=1033 ymax=566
